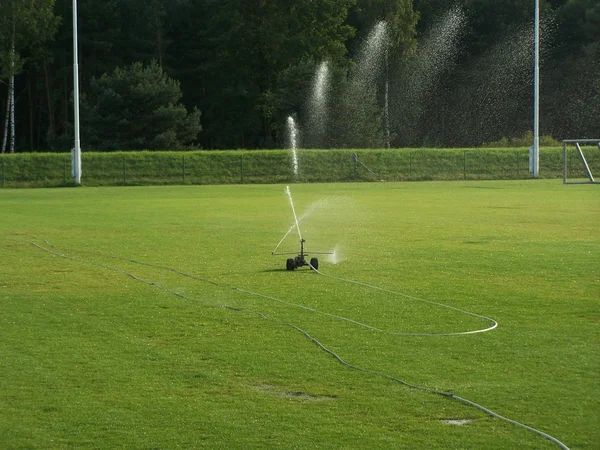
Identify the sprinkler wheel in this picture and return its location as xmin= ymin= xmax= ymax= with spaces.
xmin=283 ymin=239 xmax=318 ymax=271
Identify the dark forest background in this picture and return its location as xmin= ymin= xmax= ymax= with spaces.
xmin=0 ymin=0 xmax=598 ymax=152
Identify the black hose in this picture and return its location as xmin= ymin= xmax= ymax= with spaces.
xmin=19 ymin=237 xmax=569 ymax=450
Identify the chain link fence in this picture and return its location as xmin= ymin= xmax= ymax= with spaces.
xmin=1 ymin=148 xmax=596 ymax=188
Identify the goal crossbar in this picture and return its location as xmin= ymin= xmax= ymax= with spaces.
xmin=562 ymin=139 xmax=600 ymax=184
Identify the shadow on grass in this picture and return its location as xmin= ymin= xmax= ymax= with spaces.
xmin=261 ymin=268 xmax=318 ymax=274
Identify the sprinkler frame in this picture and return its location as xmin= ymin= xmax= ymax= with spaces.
xmin=273 ymin=238 xmax=333 ymax=271
xmin=277 ymin=185 xmax=333 ymax=271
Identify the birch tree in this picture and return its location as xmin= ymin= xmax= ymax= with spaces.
xmin=0 ymin=0 xmax=58 ymax=152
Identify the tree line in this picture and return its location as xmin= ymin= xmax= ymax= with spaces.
xmin=0 ymin=0 xmax=598 ymax=152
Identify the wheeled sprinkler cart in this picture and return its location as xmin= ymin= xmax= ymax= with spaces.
xmin=274 ymin=238 xmax=331 ymax=271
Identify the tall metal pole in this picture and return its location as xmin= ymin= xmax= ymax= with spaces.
xmin=533 ymin=0 xmax=540 ymax=178
xmin=384 ymin=46 xmax=391 ymax=149
xmin=384 ymin=1 xmax=391 ymax=149
xmin=72 ymin=0 xmax=81 ymax=185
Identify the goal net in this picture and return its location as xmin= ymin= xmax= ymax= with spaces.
xmin=562 ymin=139 xmax=600 ymax=184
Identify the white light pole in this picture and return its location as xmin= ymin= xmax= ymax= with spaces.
xmin=532 ymin=0 xmax=540 ymax=178
xmin=72 ymin=0 xmax=81 ymax=185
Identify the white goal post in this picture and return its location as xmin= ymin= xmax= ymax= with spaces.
xmin=562 ymin=139 xmax=600 ymax=184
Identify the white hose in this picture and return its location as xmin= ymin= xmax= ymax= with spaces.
xmin=308 ymin=261 xmax=497 ymax=336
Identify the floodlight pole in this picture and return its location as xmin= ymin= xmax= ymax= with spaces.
xmin=384 ymin=45 xmax=391 ymax=149
xmin=532 ymin=0 xmax=540 ymax=178
xmin=72 ymin=0 xmax=81 ymax=185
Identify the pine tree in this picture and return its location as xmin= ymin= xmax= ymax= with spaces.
xmin=83 ymin=61 xmax=201 ymax=150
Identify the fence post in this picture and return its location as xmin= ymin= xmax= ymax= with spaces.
xmin=240 ymin=154 xmax=244 ymax=183
xmin=182 ymin=155 xmax=186 ymax=184
xmin=123 ymin=156 xmax=126 ymax=186
xmin=564 ymin=145 xmax=568 ymax=182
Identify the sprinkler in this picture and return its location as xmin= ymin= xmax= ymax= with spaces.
xmin=273 ymin=185 xmax=333 ymax=271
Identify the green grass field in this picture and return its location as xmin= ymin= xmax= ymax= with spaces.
xmin=1 ymin=180 xmax=598 ymax=449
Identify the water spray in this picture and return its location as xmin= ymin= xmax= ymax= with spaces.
xmin=287 ymin=117 xmax=299 ymax=178
xmin=273 ymin=186 xmax=333 ymax=270
xmin=285 ymin=185 xmax=302 ymax=241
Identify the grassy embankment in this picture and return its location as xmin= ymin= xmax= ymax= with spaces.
xmin=1 ymin=146 xmax=598 ymax=187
